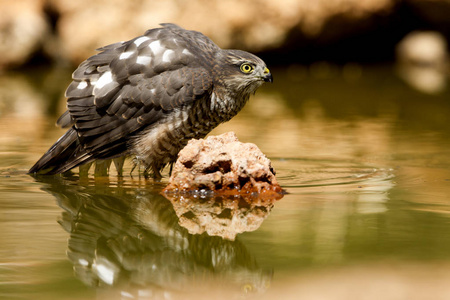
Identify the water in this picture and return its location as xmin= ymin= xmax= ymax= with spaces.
xmin=1 ymin=64 xmax=450 ymax=299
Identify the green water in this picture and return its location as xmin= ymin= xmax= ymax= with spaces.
xmin=1 ymin=64 xmax=450 ymax=300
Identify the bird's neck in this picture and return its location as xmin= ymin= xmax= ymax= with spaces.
xmin=209 ymin=89 xmax=250 ymax=121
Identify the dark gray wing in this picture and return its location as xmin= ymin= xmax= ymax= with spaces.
xmin=60 ymin=24 xmax=217 ymax=157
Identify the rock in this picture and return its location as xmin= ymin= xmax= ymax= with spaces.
xmin=163 ymin=132 xmax=283 ymax=197
xmin=48 ymin=0 xmax=398 ymax=64
xmin=0 ymin=0 xmax=50 ymax=69
xmin=2 ymin=0 xmax=450 ymax=68
xmin=162 ymin=132 xmax=283 ymax=240
xmin=396 ymin=31 xmax=449 ymax=94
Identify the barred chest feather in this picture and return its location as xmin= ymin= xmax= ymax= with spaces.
xmin=132 ymin=91 xmax=249 ymax=173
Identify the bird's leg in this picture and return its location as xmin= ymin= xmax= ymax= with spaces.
xmin=131 ymin=156 xmax=143 ymax=178
xmin=95 ymin=159 xmax=111 ymax=177
xmin=169 ymin=162 xmax=174 ymax=176
xmin=130 ymin=160 xmax=137 ymax=178
xmin=144 ymin=163 xmax=162 ymax=181
xmin=132 ymin=156 xmax=162 ymax=180
xmin=79 ymin=162 xmax=93 ymax=177
xmin=113 ymin=156 xmax=126 ymax=177
xmin=153 ymin=170 xmax=163 ymax=181
xmin=143 ymin=166 xmax=150 ymax=179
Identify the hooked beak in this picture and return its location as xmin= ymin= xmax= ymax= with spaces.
xmin=263 ymin=67 xmax=273 ymax=83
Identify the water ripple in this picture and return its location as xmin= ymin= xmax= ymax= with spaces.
xmin=272 ymin=157 xmax=395 ymax=190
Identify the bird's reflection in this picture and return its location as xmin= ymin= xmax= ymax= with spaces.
xmin=37 ymin=176 xmax=276 ymax=298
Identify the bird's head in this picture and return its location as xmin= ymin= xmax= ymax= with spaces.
xmin=215 ymin=49 xmax=272 ymax=98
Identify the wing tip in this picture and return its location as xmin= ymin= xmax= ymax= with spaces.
xmin=28 ymin=128 xmax=85 ymax=176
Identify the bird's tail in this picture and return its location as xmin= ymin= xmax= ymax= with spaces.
xmin=28 ymin=128 xmax=93 ymax=175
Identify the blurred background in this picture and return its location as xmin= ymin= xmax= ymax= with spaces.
xmin=0 ymin=0 xmax=449 ymax=68
xmin=1 ymin=0 xmax=449 ymax=167
xmin=1 ymin=1 xmax=450 ymax=300
xmin=0 ymin=0 xmax=449 ymax=118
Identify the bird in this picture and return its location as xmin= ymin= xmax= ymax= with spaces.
xmin=29 ymin=23 xmax=273 ymax=178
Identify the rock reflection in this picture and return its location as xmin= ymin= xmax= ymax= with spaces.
xmin=37 ymin=177 xmax=273 ymax=297
xmin=164 ymin=192 xmax=277 ymax=241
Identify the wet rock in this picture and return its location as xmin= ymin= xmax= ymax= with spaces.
xmin=163 ymin=132 xmax=283 ymax=197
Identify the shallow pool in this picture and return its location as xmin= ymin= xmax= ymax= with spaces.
xmin=1 ymin=64 xmax=450 ymax=300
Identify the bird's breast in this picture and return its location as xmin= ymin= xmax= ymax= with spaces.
xmin=209 ymin=91 xmax=249 ymax=121
xmin=130 ymin=92 xmax=248 ymax=171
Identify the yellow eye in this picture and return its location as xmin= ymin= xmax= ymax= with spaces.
xmin=240 ymin=63 xmax=254 ymax=74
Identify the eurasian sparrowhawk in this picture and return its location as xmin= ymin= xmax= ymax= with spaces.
xmin=29 ymin=23 xmax=273 ymax=178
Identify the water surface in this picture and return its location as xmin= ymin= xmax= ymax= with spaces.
xmin=1 ymin=64 xmax=450 ymax=299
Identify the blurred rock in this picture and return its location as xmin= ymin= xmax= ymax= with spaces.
xmin=163 ymin=132 xmax=283 ymax=197
xmin=0 ymin=0 xmax=49 ymax=69
xmin=396 ymin=30 xmax=449 ymax=94
xmin=40 ymin=0 xmax=399 ymax=64
xmin=1 ymin=0 xmax=450 ymax=68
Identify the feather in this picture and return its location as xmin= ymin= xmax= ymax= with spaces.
xmin=28 ymin=128 xmax=93 ymax=175
xmin=67 ymin=96 xmax=95 ymax=107
xmin=29 ymin=23 xmax=232 ymax=177
xmin=79 ymin=119 xmax=125 ymax=137
xmin=56 ymin=111 xmax=74 ymax=128
xmin=75 ymin=115 xmax=116 ymax=129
